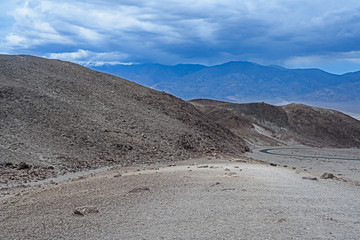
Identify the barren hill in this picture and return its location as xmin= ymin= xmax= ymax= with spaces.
xmin=190 ymin=99 xmax=360 ymax=148
xmin=0 ymin=55 xmax=247 ymax=182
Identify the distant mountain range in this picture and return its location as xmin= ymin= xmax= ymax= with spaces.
xmin=91 ymin=61 xmax=360 ymax=118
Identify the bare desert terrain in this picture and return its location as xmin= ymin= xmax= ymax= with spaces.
xmin=1 ymin=148 xmax=359 ymax=240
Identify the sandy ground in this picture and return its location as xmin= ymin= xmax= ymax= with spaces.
xmin=1 ymin=156 xmax=359 ymax=240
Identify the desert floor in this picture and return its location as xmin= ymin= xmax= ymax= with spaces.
xmin=1 ymin=148 xmax=359 ymax=239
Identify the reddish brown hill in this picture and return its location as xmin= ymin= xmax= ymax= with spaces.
xmin=283 ymin=103 xmax=360 ymax=147
xmin=190 ymin=99 xmax=360 ymax=148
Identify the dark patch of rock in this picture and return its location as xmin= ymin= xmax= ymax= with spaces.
xmin=321 ymin=173 xmax=337 ymax=179
xmin=302 ymin=177 xmax=318 ymax=181
xmin=128 ymin=187 xmax=150 ymax=193
xmin=17 ymin=162 xmax=31 ymax=170
xmin=197 ymin=165 xmax=209 ymax=168
xmin=74 ymin=206 xmax=99 ymax=216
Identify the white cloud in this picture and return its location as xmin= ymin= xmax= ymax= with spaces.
xmin=48 ymin=49 xmax=130 ymax=66
xmin=5 ymin=33 xmax=26 ymax=46
xmin=49 ymin=49 xmax=90 ymax=60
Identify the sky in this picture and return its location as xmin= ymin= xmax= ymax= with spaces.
xmin=1 ymin=0 xmax=360 ymax=74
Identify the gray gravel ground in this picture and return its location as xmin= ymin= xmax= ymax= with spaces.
xmin=1 ymin=157 xmax=359 ymax=239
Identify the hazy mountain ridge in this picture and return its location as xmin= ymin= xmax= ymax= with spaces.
xmin=92 ymin=61 xmax=360 ymax=104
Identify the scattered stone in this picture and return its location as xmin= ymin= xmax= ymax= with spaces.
xmin=210 ymin=166 xmax=220 ymax=169
xmin=74 ymin=206 xmax=99 ymax=216
xmin=302 ymin=177 xmax=318 ymax=181
xmin=234 ymin=166 xmax=239 ymax=168
xmin=71 ymin=176 xmax=85 ymax=181
xmin=270 ymin=163 xmax=277 ymax=167
xmin=225 ymin=172 xmax=237 ymax=176
xmin=128 ymin=187 xmax=150 ymax=193
xmin=113 ymin=173 xmax=122 ymax=178
xmin=210 ymin=182 xmax=221 ymax=187
xmin=18 ymin=162 xmax=31 ymax=170
xmin=283 ymin=165 xmax=288 ymax=168
xmin=197 ymin=165 xmax=209 ymax=168
xmin=224 ymin=168 xmax=230 ymax=171
xmin=4 ymin=162 xmax=13 ymax=168
xmin=235 ymin=159 xmax=247 ymax=163
xmin=321 ymin=173 xmax=336 ymax=179
xmin=221 ymin=188 xmax=235 ymax=191
xmin=276 ymin=218 xmax=286 ymax=223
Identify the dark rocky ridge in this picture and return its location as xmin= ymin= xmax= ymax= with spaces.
xmin=0 ymin=55 xmax=247 ymax=183
xmin=190 ymin=99 xmax=360 ymax=148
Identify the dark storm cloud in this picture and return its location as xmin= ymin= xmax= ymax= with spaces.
xmin=1 ymin=0 xmax=360 ymax=73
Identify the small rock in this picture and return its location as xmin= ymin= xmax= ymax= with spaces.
xmin=235 ymin=159 xmax=247 ymax=163
xmin=234 ymin=166 xmax=239 ymax=168
xmin=225 ymin=172 xmax=237 ymax=176
xmin=4 ymin=162 xmax=13 ymax=168
xmin=74 ymin=206 xmax=99 ymax=216
xmin=321 ymin=173 xmax=336 ymax=179
xmin=18 ymin=162 xmax=31 ymax=170
xmin=302 ymin=177 xmax=318 ymax=181
xmin=210 ymin=182 xmax=221 ymax=187
xmin=210 ymin=166 xmax=220 ymax=169
xmin=270 ymin=163 xmax=277 ymax=167
xmin=221 ymin=188 xmax=235 ymax=191
xmin=128 ymin=187 xmax=150 ymax=193
xmin=224 ymin=168 xmax=230 ymax=171
xmin=113 ymin=173 xmax=122 ymax=178
xmin=197 ymin=165 xmax=209 ymax=168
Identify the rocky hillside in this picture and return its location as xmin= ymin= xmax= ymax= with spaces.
xmin=0 ymin=55 xmax=248 ymax=183
xmin=190 ymin=99 xmax=360 ymax=148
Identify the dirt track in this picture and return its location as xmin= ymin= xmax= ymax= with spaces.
xmin=1 ymin=157 xmax=359 ymax=239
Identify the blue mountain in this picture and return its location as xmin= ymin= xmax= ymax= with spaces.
xmin=91 ymin=61 xmax=360 ymax=106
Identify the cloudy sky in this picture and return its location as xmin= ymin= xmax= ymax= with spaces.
xmin=1 ymin=0 xmax=360 ymax=74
